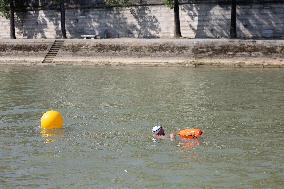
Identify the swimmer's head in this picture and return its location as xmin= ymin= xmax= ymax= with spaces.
xmin=152 ymin=125 xmax=161 ymax=134
xmin=152 ymin=125 xmax=165 ymax=136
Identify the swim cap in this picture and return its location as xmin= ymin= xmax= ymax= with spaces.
xmin=152 ymin=125 xmax=162 ymax=134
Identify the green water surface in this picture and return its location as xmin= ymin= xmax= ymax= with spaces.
xmin=0 ymin=65 xmax=283 ymax=189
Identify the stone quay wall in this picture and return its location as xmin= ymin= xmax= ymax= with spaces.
xmin=0 ymin=39 xmax=283 ymax=67
xmin=0 ymin=2 xmax=283 ymax=39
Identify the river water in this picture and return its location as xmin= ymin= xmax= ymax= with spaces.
xmin=0 ymin=65 xmax=283 ymax=189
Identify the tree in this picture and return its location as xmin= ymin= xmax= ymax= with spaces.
xmin=9 ymin=0 xmax=15 ymax=39
xmin=164 ymin=0 xmax=182 ymax=38
xmin=0 ymin=0 xmax=16 ymax=39
xmin=230 ymin=0 xmax=237 ymax=38
xmin=59 ymin=0 xmax=66 ymax=38
xmin=53 ymin=0 xmax=66 ymax=38
xmin=105 ymin=0 xmax=129 ymax=6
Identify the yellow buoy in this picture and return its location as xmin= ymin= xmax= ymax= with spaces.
xmin=41 ymin=110 xmax=64 ymax=129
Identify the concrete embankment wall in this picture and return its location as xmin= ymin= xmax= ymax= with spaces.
xmin=0 ymin=2 xmax=284 ymax=39
xmin=0 ymin=39 xmax=284 ymax=67
xmin=0 ymin=39 xmax=53 ymax=64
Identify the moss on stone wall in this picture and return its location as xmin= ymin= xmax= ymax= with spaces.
xmin=61 ymin=41 xmax=284 ymax=59
xmin=192 ymin=44 xmax=284 ymax=57
xmin=62 ymin=43 xmax=193 ymax=57
xmin=0 ymin=44 xmax=48 ymax=52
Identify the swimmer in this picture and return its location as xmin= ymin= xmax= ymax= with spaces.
xmin=152 ymin=125 xmax=203 ymax=141
xmin=152 ymin=125 xmax=175 ymax=141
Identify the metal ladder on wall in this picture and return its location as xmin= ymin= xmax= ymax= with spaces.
xmin=42 ymin=40 xmax=64 ymax=63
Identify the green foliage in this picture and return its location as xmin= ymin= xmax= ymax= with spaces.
xmin=105 ymin=0 xmax=130 ymax=7
xmin=52 ymin=0 xmax=64 ymax=5
xmin=164 ymin=0 xmax=174 ymax=9
xmin=0 ymin=0 xmax=10 ymax=18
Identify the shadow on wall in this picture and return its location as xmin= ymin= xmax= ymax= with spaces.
xmin=181 ymin=3 xmax=230 ymax=38
xmin=13 ymin=1 xmax=161 ymax=39
xmin=16 ymin=11 xmax=47 ymax=38
xmin=181 ymin=2 xmax=284 ymax=39
xmin=15 ymin=10 xmax=62 ymax=38
xmin=13 ymin=0 xmax=64 ymax=38
xmin=237 ymin=4 xmax=284 ymax=39
xmin=130 ymin=6 xmax=161 ymax=38
xmin=65 ymin=7 xmax=137 ymax=38
xmin=66 ymin=6 xmax=161 ymax=39
xmin=8 ymin=1 xmax=284 ymax=39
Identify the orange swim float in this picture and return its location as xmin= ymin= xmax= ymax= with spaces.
xmin=178 ymin=128 xmax=203 ymax=139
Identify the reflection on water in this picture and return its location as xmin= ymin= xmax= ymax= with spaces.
xmin=40 ymin=129 xmax=64 ymax=144
xmin=0 ymin=65 xmax=283 ymax=188
xmin=177 ymin=139 xmax=201 ymax=151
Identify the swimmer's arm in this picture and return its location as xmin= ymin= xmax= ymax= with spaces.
xmin=153 ymin=135 xmax=167 ymax=140
xmin=170 ymin=133 xmax=176 ymax=141
xmin=153 ymin=133 xmax=177 ymax=141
